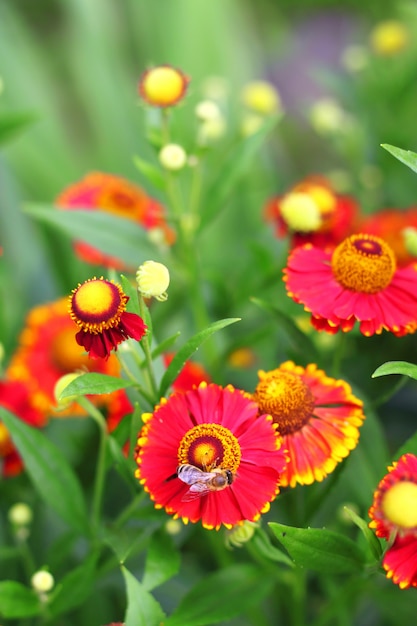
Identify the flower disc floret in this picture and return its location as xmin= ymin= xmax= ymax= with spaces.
xmin=253 ymin=362 xmax=364 ymax=488
xmin=139 ymin=65 xmax=189 ymax=107
xmin=135 ymin=382 xmax=286 ymax=529
xmin=331 ymin=234 xmax=396 ymax=293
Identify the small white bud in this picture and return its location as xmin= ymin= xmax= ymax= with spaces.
xmin=31 ymin=570 xmax=54 ymax=594
xmin=159 ymin=144 xmax=187 ymax=171
xmin=136 ymin=260 xmax=170 ymax=301
xmin=8 ymin=503 xmax=33 ymax=527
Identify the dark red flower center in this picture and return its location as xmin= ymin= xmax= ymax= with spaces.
xmin=69 ymin=278 xmax=128 ymax=334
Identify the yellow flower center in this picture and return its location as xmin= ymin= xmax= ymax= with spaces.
xmin=381 ymin=481 xmax=417 ymax=529
xmin=51 ymin=328 xmax=91 ymax=371
xmin=253 ymin=369 xmax=315 ymax=435
xmin=177 ymin=423 xmax=241 ymax=473
xmin=141 ymin=66 xmax=187 ymax=106
xmin=331 ymin=234 xmax=396 ymax=293
xmin=280 ymin=192 xmax=322 ymax=232
xmin=69 ymin=278 xmax=127 ymax=333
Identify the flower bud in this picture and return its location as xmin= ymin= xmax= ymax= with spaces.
xmin=8 ymin=502 xmax=33 ymax=527
xmin=136 ymin=260 xmax=170 ymax=301
xmin=403 ymin=227 xmax=417 ymax=258
xmin=195 ymin=100 xmax=221 ymax=121
xmin=370 ymin=20 xmax=409 ymax=56
xmin=159 ymin=144 xmax=187 ymax=171
xmin=241 ymin=81 xmax=281 ymax=115
xmin=53 ymin=372 xmax=82 ymax=410
xmin=31 ymin=570 xmax=54 ymax=594
xmin=138 ymin=65 xmax=189 ymax=107
xmin=225 ymin=521 xmax=259 ymax=549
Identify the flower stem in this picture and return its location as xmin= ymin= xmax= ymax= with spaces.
xmin=138 ymin=293 xmax=159 ymax=402
xmin=77 ymin=397 xmax=108 ymax=534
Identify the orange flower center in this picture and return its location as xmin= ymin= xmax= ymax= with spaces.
xmin=331 ymin=234 xmax=396 ymax=293
xmin=51 ymin=327 xmax=92 ymax=371
xmin=253 ymin=369 xmax=315 ymax=435
xmin=177 ymin=424 xmax=241 ymax=473
xmin=69 ymin=278 xmax=127 ymax=334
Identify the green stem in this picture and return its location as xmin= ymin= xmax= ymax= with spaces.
xmin=77 ymin=397 xmax=108 ymax=534
xmin=137 ymin=294 xmax=159 ymax=401
xmin=113 ymin=490 xmax=147 ymax=529
xmin=331 ymin=332 xmax=347 ymax=378
xmin=290 ymin=567 xmax=306 ymax=626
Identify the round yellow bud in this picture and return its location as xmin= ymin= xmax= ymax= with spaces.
xmin=241 ymin=81 xmax=281 ymax=115
xmin=31 ymin=570 xmax=54 ymax=593
xmin=53 ymin=372 xmax=82 ymax=410
xmin=136 ymin=260 xmax=170 ymax=301
xmin=198 ymin=116 xmax=226 ymax=144
xmin=370 ymin=20 xmax=409 ymax=57
xmin=8 ymin=502 xmax=33 ymax=527
xmin=403 ymin=227 xmax=417 ymax=257
xmin=225 ymin=521 xmax=259 ymax=549
xmin=138 ymin=65 xmax=189 ymax=107
xmin=165 ymin=519 xmax=183 ymax=535
xmin=159 ymin=144 xmax=187 ymax=171
xmin=309 ymin=98 xmax=346 ymax=135
xmin=280 ymin=192 xmax=322 ymax=232
xmin=381 ymin=481 xmax=417 ymax=529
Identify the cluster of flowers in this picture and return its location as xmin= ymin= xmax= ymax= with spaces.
xmin=2 ymin=63 xmax=417 ymax=594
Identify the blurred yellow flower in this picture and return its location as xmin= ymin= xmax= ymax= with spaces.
xmin=370 ymin=20 xmax=409 ymax=56
xmin=241 ymin=80 xmax=281 ymax=115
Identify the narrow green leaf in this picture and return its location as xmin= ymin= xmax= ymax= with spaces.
xmin=200 ymin=116 xmax=279 ymax=229
xmin=122 ymin=566 xmax=166 ymax=626
xmin=48 ymin=553 xmax=98 ymax=618
xmin=269 ymin=522 xmax=366 ymax=574
xmin=24 ymin=204 xmax=160 ymax=267
xmin=251 ymin=297 xmax=319 ymax=359
xmin=107 ymin=434 xmax=137 ymax=488
xmin=0 ymin=581 xmax=41 ymax=618
xmin=372 ymin=360 xmax=417 ymax=381
xmin=342 ymin=507 xmax=383 ymax=561
xmin=121 ymin=274 xmax=141 ymax=317
xmin=164 ymin=564 xmax=274 ymax=626
xmin=158 ymin=318 xmax=240 ymax=397
xmin=381 ymin=143 xmax=417 ymax=174
xmin=133 ymin=155 xmax=166 ymax=190
xmin=143 ymin=528 xmax=181 ymax=591
xmin=59 ymin=372 xmax=135 ymax=399
xmin=393 ymin=429 xmax=417 ymax=460
xmin=151 ymin=331 xmax=181 ymax=359
xmin=0 ymin=111 xmax=38 ymax=145
xmin=0 ymin=408 xmax=89 ymax=534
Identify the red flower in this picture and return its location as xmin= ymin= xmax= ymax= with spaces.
xmin=0 ymin=380 xmax=46 ymax=477
xmin=163 ymin=353 xmax=212 ymax=392
xmin=135 ymin=382 xmax=286 ymax=529
xmin=56 ymin=172 xmax=175 ymax=269
xmin=284 ymin=233 xmax=417 ymax=336
xmin=252 ymin=361 xmax=364 ymax=487
xmin=69 ymin=277 xmax=147 ymax=359
xmin=264 ymin=176 xmax=359 ymax=249
xmin=369 ymin=454 xmax=417 ymax=589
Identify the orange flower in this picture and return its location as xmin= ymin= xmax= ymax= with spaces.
xmin=7 ymin=297 xmax=133 ymax=421
xmin=264 ymin=175 xmax=359 ymax=249
xmin=56 ymin=172 xmax=175 ymax=269
xmin=252 ymin=361 xmax=364 ymax=487
xmin=359 ymin=207 xmax=417 ymax=267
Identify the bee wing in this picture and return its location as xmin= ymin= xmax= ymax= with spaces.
xmin=181 ymin=481 xmax=212 ymax=502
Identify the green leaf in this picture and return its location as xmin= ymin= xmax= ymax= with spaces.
xmin=268 ymin=522 xmax=366 ymax=574
xmin=151 ymin=331 xmax=181 ymax=359
xmin=24 ymin=204 xmax=161 ymax=267
xmin=164 ymin=564 xmax=274 ymax=626
xmin=122 ymin=566 xmax=166 ymax=626
xmin=59 ymin=372 xmax=135 ymax=399
xmin=104 ymin=525 xmax=158 ymax=564
xmin=107 ymin=434 xmax=137 ymax=488
xmin=200 ymin=116 xmax=279 ymax=229
xmin=0 ymin=581 xmax=41 ymax=618
xmin=143 ymin=528 xmax=181 ymax=591
xmin=133 ymin=155 xmax=166 ymax=190
xmin=158 ymin=318 xmax=240 ymax=397
xmin=0 ymin=408 xmax=89 ymax=534
xmin=251 ymin=297 xmax=319 ymax=360
xmin=342 ymin=506 xmax=383 ymax=562
xmin=393 ymin=428 xmax=417 ymax=460
xmin=381 ymin=143 xmax=417 ymax=174
xmin=372 ymin=360 xmax=417 ymax=381
xmin=48 ymin=553 xmax=98 ymax=618
xmin=0 ymin=111 xmax=38 ymax=145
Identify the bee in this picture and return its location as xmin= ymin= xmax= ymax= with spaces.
xmin=169 ymin=463 xmax=234 ymax=501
